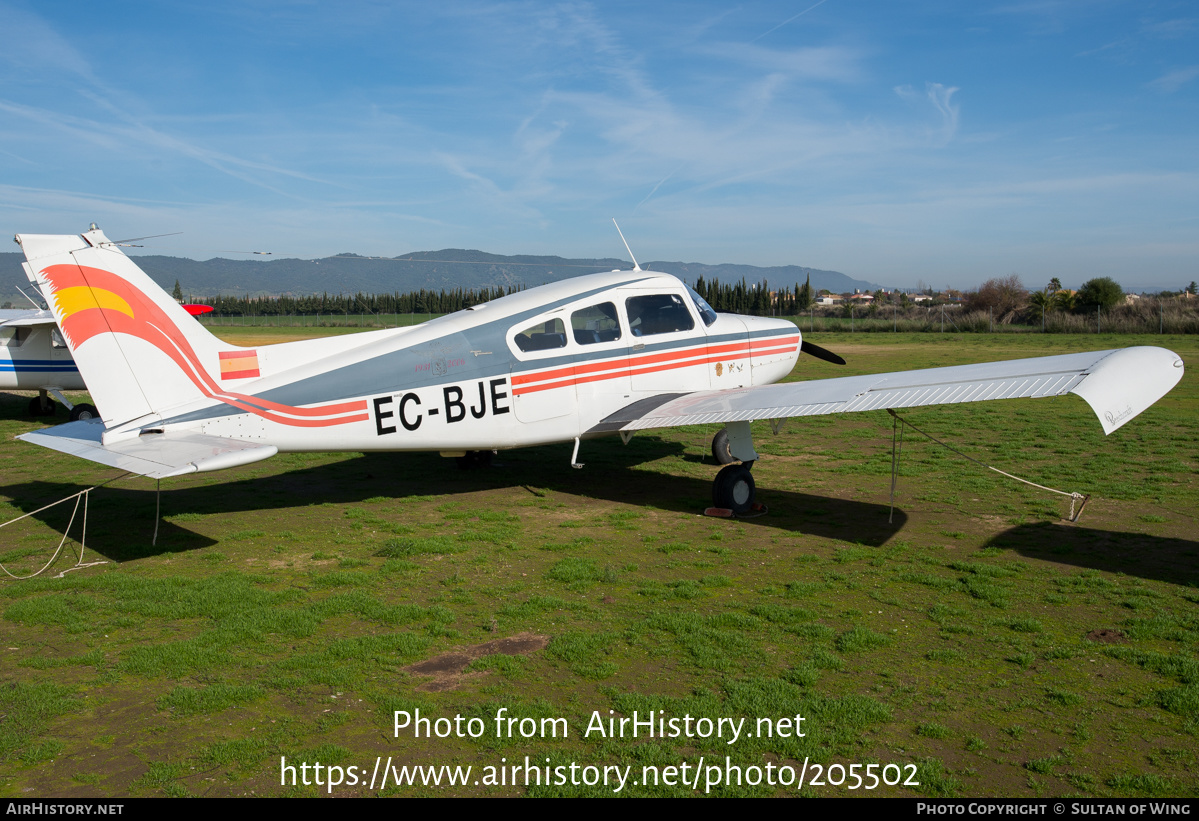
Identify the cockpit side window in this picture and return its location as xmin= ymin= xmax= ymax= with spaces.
xmin=50 ymin=328 xmax=68 ymax=349
xmin=513 ymin=317 xmax=567 ymax=352
xmin=570 ymin=302 xmax=621 ymax=345
xmin=625 ymin=293 xmax=695 ymax=337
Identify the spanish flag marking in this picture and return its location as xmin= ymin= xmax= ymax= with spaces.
xmin=219 ymin=350 xmax=260 ymax=380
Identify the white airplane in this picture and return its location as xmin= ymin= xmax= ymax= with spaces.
xmin=0 ymin=308 xmax=97 ymax=419
xmin=11 ymin=226 xmax=1186 ymax=514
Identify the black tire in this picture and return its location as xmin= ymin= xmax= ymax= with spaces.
xmin=711 ymin=428 xmax=737 ymax=464
xmin=712 ymin=464 xmax=755 ymax=515
xmin=70 ymin=403 xmax=99 ymax=422
xmin=27 ymin=396 xmax=53 ymax=417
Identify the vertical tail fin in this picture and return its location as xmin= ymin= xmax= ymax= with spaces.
xmin=16 ymin=227 xmax=241 ymax=427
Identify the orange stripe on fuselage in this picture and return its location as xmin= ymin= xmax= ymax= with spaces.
xmin=511 ymin=335 xmax=799 ymax=395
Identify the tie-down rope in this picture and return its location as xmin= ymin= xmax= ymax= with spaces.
xmin=0 ymin=472 xmax=133 ymax=579
xmin=887 ymin=409 xmax=1089 ymax=525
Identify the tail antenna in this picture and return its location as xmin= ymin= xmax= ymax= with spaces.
xmin=612 ymin=219 xmax=642 ymax=272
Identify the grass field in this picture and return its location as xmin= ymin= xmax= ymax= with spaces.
xmin=0 ymin=330 xmax=1196 ymax=797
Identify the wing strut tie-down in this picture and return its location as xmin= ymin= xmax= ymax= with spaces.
xmin=887 ymin=409 xmax=1089 ymax=524
xmin=0 ymin=472 xmax=132 ymax=579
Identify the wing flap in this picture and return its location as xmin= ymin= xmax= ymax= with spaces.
xmin=17 ymin=420 xmax=278 ymax=479
xmin=593 ymin=347 xmax=1183 ymax=434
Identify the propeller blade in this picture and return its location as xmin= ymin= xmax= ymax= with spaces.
xmin=801 ymin=339 xmax=846 ymax=365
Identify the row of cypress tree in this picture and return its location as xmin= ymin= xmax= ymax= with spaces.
xmin=187 ymin=275 xmax=816 ymax=317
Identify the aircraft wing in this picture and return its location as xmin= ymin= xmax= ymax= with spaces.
xmin=590 ymin=346 xmax=1184 ymax=436
xmin=17 ymin=420 xmax=278 ymax=479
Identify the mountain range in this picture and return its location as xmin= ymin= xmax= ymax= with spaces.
xmin=0 ymin=249 xmax=878 ymax=305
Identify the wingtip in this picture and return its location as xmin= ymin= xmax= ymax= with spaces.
xmin=1071 ymin=346 xmax=1183 ymax=434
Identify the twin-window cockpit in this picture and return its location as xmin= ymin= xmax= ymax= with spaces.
xmin=510 ymin=286 xmax=716 ymax=356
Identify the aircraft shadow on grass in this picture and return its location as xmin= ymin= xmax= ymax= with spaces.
xmin=1 ymin=437 xmax=907 ymax=564
xmin=987 ymin=521 xmax=1199 ymax=586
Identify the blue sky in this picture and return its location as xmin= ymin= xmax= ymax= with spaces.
xmin=1 ymin=1 xmax=1195 ymax=290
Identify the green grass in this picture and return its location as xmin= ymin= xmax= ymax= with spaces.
xmin=1 ymin=332 xmax=1197 ymax=796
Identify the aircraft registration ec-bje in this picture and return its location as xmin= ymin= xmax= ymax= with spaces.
xmin=11 ymin=226 xmax=1186 ymax=515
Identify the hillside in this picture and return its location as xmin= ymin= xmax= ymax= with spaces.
xmin=0 ymin=249 xmax=877 ymax=305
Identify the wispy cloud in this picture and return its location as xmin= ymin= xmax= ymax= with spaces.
xmin=0 ymin=99 xmax=337 ymax=197
xmin=1148 ymin=65 xmax=1199 ymax=93
xmin=1140 ymin=17 xmax=1196 ymax=39
xmin=894 ymin=83 xmax=960 ymax=145
xmin=0 ymin=2 xmax=97 ymax=83
xmin=700 ymin=42 xmax=864 ymax=82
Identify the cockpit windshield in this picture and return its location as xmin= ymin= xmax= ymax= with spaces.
xmin=685 ymin=284 xmax=718 ymax=327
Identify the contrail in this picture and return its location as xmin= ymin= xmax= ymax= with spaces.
xmin=752 ymin=0 xmax=832 ymax=42
xmin=633 ymin=166 xmax=682 ymax=213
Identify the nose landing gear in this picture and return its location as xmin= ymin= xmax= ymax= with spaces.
xmin=712 ymin=463 xmax=756 ymax=514
xmin=708 ymin=421 xmax=761 ymax=515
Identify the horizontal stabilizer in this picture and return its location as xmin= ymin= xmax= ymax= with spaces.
xmin=18 ymin=420 xmax=278 ymax=479
xmin=0 ymin=312 xmax=57 ymax=328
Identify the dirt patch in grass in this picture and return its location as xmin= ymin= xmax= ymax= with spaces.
xmin=1086 ymin=628 xmax=1127 ymax=644
xmin=405 ymin=632 xmax=549 ymax=691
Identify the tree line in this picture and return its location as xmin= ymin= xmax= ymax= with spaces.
xmin=692 ymin=276 xmax=814 ymax=315
xmin=183 ymin=285 xmax=525 ymax=317
xmin=188 ymin=276 xmax=817 ymax=317
xmin=963 ymin=275 xmax=1198 ymax=323
xmin=184 ymin=273 xmax=1198 ymax=333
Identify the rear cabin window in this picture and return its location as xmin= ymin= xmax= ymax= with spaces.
xmin=513 ymin=317 xmax=567 ymax=352
xmin=0 ymin=327 xmax=27 ymax=348
xmin=570 ymin=302 xmax=621 ymax=345
xmin=625 ymin=293 xmax=695 ymax=337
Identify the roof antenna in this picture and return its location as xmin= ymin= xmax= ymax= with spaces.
xmin=612 ymin=219 xmax=642 ymax=272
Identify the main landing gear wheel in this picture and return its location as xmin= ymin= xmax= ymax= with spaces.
xmin=711 ymin=428 xmax=737 ymax=465
xmin=712 ymin=464 xmax=755 ymax=515
xmin=69 ymin=403 xmax=99 ymax=422
xmin=27 ymin=395 xmax=54 ymax=417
